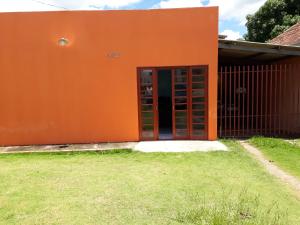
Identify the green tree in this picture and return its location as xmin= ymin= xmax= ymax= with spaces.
xmin=244 ymin=0 xmax=300 ymax=42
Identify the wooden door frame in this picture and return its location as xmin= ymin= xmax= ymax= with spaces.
xmin=137 ymin=65 xmax=209 ymax=141
xmin=172 ymin=67 xmax=190 ymax=140
xmin=189 ymin=66 xmax=209 ymax=140
xmin=137 ymin=68 xmax=159 ymax=141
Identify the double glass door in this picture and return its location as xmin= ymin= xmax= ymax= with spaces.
xmin=138 ymin=66 xmax=208 ymax=140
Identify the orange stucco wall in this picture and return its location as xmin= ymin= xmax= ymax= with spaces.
xmin=0 ymin=7 xmax=218 ymax=146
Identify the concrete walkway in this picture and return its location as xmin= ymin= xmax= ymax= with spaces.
xmin=240 ymin=141 xmax=300 ymax=198
xmin=0 ymin=141 xmax=227 ymax=154
xmin=134 ymin=140 xmax=228 ymax=152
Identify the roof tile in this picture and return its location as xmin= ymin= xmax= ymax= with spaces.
xmin=269 ymin=22 xmax=300 ymax=46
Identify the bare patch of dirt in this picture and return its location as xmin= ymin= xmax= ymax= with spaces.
xmin=240 ymin=141 xmax=300 ymax=199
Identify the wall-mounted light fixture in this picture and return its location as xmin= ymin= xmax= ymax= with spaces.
xmin=58 ymin=38 xmax=69 ymax=47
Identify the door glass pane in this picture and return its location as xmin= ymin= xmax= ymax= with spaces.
xmin=143 ymin=124 xmax=154 ymax=130
xmin=175 ymin=104 xmax=187 ymax=110
xmin=142 ymin=117 xmax=153 ymax=124
xmin=175 ymin=98 xmax=187 ymax=104
xmin=141 ymin=98 xmax=153 ymax=104
xmin=192 ymin=97 xmax=205 ymax=103
xmin=142 ymin=112 xmax=153 ymax=118
xmin=193 ymin=130 xmax=205 ymax=136
xmin=176 ymin=111 xmax=187 ymax=117
xmin=140 ymin=70 xmax=152 ymax=84
xmin=175 ymin=84 xmax=187 ymax=89
xmin=175 ymin=69 xmax=187 ymax=82
xmin=142 ymin=131 xmax=154 ymax=138
xmin=176 ymin=123 xmax=187 ymax=129
xmin=192 ymin=75 xmax=205 ymax=82
xmin=176 ymin=130 xmax=188 ymax=136
xmin=193 ymin=124 xmax=205 ymax=130
xmin=141 ymin=105 xmax=153 ymax=111
xmin=193 ymin=117 xmax=205 ymax=123
xmin=176 ymin=117 xmax=187 ymax=123
xmin=141 ymin=86 xmax=153 ymax=97
xmin=192 ymin=83 xmax=205 ymax=89
xmin=193 ymin=111 xmax=205 ymax=117
xmin=192 ymin=68 xmax=206 ymax=76
xmin=192 ymin=104 xmax=204 ymax=110
xmin=192 ymin=89 xmax=205 ymax=96
xmin=175 ymin=90 xmax=187 ymax=97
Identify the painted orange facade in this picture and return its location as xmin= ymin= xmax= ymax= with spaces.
xmin=0 ymin=7 xmax=218 ymax=146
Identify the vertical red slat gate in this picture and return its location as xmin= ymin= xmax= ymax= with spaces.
xmin=229 ymin=66 xmax=232 ymax=137
xmin=242 ymin=66 xmax=245 ymax=137
xmin=224 ymin=67 xmax=227 ymax=136
xmin=284 ymin=64 xmax=288 ymax=136
xmin=218 ymin=63 xmax=300 ymax=138
xmin=251 ymin=65 xmax=254 ymax=134
xmin=269 ymin=65 xmax=273 ymax=135
xmin=279 ymin=65 xmax=282 ymax=135
xmin=274 ymin=65 xmax=277 ymax=135
xmin=265 ymin=65 xmax=268 ymax=135
xmin=233 ymin=66 xmax=236 ymax=136
xmin=219 ymin=67 xmax=223 ymax=137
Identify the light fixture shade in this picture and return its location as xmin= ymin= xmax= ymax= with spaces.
xmin=58 ymin=38 xmax=69 ymax=46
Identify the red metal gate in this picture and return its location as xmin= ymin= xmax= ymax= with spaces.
xmin=218 ymin=64 xmax=300 ymax=138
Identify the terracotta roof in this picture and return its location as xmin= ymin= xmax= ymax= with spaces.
xmin=269 ymin=22 xmax=300 ymax=46
xmin=219 ymin=39 xmax=300 ymax=63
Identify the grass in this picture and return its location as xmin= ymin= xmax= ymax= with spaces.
xmin=175 ymin=189 xmax=286 ymax=225
xmin=249 ymin=137 xmax=300 ymax=179
xmin=0 ymin=141 xmax=299 ymax=225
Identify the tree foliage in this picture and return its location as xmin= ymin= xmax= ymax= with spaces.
xmin=244 ymin=0 xmax=300 ymax=42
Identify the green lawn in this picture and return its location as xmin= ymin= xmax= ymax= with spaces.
xmin=249 ymin=137 xmax=300 ymax=179
xmin=0 ymin=141 xmax=300 ymax=225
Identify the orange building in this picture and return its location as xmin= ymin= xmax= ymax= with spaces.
xmin=1 ymin=7 xmax=300 ymax=146
xmin=0 ymin=7 xmax=218 ymax=146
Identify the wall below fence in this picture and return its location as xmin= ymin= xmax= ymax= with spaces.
xmin=218 ymin=63 xmax=300 ymax=138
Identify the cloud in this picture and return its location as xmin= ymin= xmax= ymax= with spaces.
xmin=0 ymin=0 xmax=268 ymax=24
xmin=0 ymin=0 xmax=142 ymax=12
xmin=220 ymin=29 xmax=242 ymax=40
xmin=0 ymin=0 xmax=57 ymax=12
xmin=153 ymin=0 xmax=204 ymax=9
xmin=78 ymin=0 xmax=142 ymax=10
xmin=152 ymin=0 xmax=267 ymax=25
xmin=208 ymin=0 xmax=267 ymax=25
